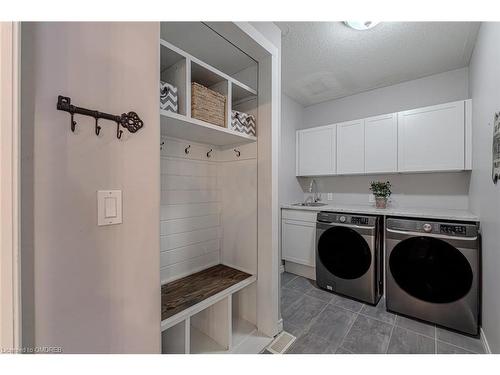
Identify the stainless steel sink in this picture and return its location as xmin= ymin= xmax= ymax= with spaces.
xmin=292 ymin=202 xmax=327 ymax=207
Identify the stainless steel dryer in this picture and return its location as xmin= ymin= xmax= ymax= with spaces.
xmin=315 ymin=212 xmax=383 ymax=305
xmin=386 ymin=217 xmax=481 ymax=336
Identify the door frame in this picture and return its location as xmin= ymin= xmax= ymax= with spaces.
xmin=0 ymin=21 xmax=22 ymax=352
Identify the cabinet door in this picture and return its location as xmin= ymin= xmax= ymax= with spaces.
xmin=337 ymin=119 xmax=365 ymax=174
xmin=398 ymin=101 xmax=465 ymax=172
xmin=365 ymin=113 xmax=398 ymax=173
xmin=282 ymin=219 xmax=316 ymax=266
xmin=296 ymin=126 xmax=336 ymax=176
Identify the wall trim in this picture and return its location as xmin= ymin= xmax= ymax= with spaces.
xmin=481 ymin=327 xmax=492 ymax=354
xmin=0 ymin=21 xmax=22 ymax=352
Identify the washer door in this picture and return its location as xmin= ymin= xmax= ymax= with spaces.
xmin=318 ymin=226 xmax=372 ymax=280
xmin=389 ymin=237 xmax=473 ymax=303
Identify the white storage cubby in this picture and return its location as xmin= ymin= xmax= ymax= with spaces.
xmin=160 ymin=277 xmax=259 ymax=354
xmin=190 ymin=297 xmax=232 ymax=354
xmin=159 ymin=39 xmax=257 ymax=148
xmin=162 ymin=319 xmax=189 ymax=354
xmin=160 ymin=43 xmax=188 ymax=116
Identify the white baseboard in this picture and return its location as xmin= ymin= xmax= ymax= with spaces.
xmin=284 ymin=261 xmax=316 ymax=280
xmin=481 ymin=327 xmax=492 ymax=354
xmin=277 ymin=318 xmax=283 ymax=334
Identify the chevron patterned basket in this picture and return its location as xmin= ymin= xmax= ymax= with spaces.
xmin=230 ymin=110 xmax=256 ymax=136
xmin=160 ymin=81 xmax=178 ymax=113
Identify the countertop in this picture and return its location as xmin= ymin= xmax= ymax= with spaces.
xmin=281 ymin=203 xmax=479 ymax=222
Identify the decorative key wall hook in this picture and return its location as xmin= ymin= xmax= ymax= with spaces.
xmin=57 ymin=95 xmax=144 ymax=139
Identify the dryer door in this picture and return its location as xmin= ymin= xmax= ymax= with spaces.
xmin=317 ymin=226 xmax=372 ymax=280
xmin=389 ymin=237 xmax=473 ymax=303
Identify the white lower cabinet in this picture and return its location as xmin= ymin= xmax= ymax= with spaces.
xmin=281 ymin=210 xmax=316 ymax=267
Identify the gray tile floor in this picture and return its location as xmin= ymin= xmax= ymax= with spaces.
xmin=281 ymin=272 xmax=486 ymax=354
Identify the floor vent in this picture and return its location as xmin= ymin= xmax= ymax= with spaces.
xmin=265 ymin=331 xmax=296 ymax=354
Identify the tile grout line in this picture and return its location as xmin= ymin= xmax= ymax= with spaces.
xmin=436 ymin=339 xmax=478 ymax=354
xmin=385 ymin=317 xmax=397 ymax=354
xmin=435 ymin=326 xmax=437 ymax=354
xmin=337 ymin=308 xmax=362 ymax=353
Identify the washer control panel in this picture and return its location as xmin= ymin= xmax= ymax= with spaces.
xmin=387 ymin=218 xmax=479 ymax=238
xmin=317 ymin=212 xmax=376 ymax=227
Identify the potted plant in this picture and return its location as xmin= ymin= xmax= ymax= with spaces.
xmin=370 ymin=181 xmax=392 ymax=209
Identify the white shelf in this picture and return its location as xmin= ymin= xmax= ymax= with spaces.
xmin=232 ymin=317 xmax=257 ymax=348
xmin=160 ymin=110 xmax=256 ymax=147
xmin=190 ymin=326 xmax=227 ymax=354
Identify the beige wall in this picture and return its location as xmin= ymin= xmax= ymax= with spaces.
xmin=22 ymin=22 xmax=161 ymax=353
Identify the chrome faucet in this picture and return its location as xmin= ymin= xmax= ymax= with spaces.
xmin=307 ymin=178 xmax=321 ymax=203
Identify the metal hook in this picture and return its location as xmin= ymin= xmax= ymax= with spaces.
xmin=234 ymin=148 xmax=241 ymax=157
xmin=185 ymin=145 xmax=191 ymax=154
xmin=207 ymin=149 xmax=213 ymax=158
xmin=70 ymin=112 xmax=77 ymax=132
xmin=160 ymin=141 xmax=165 ymax=150
xmin=95 ymin=117 xmax=101 ymax=136
xmin=116 ymin=122 xmax=123 ymax=139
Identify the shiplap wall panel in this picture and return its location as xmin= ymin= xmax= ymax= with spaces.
xmin=160 ymin=138 xmax=221 ymax=283
xmin=160 ymin=214 xmax=220 ymax=235
xmin=161 ymin=202 xmax=220 ymax=221
xmin=160 ymin=239 xmax=220 ymax=265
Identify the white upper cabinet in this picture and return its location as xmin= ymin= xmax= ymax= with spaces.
xmin=398 ymin=101 xmax=465 ymax=172
xmin=296 ymin=125 xmax=336 ymax=176
xmin=295 ymin=100 xmax=471 ymax=177
xmin=364 ymin=113 xmax=398 ymax=173
xmin=337 ymin=119 xmax=365 ymax=174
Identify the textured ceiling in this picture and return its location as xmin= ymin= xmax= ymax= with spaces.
xmin=277 ymin=22 xmax=480 ymax=107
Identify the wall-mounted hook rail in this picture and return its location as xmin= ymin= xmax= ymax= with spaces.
xmin=185 ymin=145 xmax=191 ymax=154
xmin=234 ymin=148 xmax=241 ymax=157
xmin=207 ymin=149 xmax=213 ymax=158
xmin=56 ymin=95 xmax=144 ymax=139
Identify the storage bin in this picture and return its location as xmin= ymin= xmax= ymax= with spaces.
xmin=160 ymin=81 xmax=178 ymax=113
xmin=230 ymin=110 xmax=256 ymax=136
xmin=191 ymin=82 xmax=226 ymax=127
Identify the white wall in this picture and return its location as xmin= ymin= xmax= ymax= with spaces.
xmin=21 ymin=22 xmax=161 ymax=353
xmin=280 ymin=94 xmax=304 ymax=204
xmin=468 ymin=22 xmax=500 ymax=353
xmin=302 ymin=67 xmax=469 ymax=128
xmin=283 ymin=68 xmax=472 ymax=209
xmin=160 ymin=138 xmax=221 ymax=284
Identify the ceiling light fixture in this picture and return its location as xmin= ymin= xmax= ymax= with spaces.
xmin=344 ymin=21 xmax=380 ymax=31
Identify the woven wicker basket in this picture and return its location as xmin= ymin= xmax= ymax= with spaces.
xmin=191 ymin=82 xmax=226 ymax=127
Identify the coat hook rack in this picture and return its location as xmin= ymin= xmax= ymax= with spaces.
xmin=160 ymin=141 xmax=165 ymax=150
xmin=185 ymin=145 xmax=191 ymax=154
xmin=207 ymin=149 xmax=213 ymax=158
xmin=57 ymin=95 xmax=144 ymax=139
xmin=234 ymin=148 xmax=241 ymax=157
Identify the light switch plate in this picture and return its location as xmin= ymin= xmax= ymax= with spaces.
xmin=327 ymin=193 xmax=333 ymax=201
xmin=97 ymin=190 xmax=122 ymax=226
xmin=369 ymin=194 xmax=375 ymax=203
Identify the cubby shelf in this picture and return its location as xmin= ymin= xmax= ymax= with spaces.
xmin=160 ymin=110 xmax=257 ymax=147
xmin=160 ymin=38 xmax=257 ymax=147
